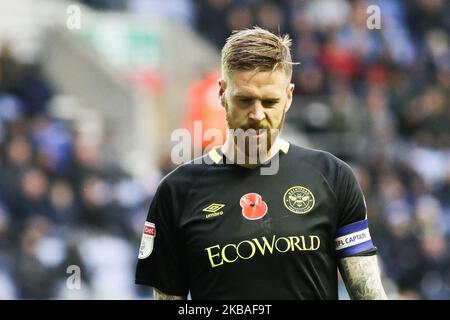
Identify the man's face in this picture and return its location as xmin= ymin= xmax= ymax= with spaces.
xmin=218 ymin=68 xmax=294 ymax=156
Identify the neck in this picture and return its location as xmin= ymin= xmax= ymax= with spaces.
xmin=221 ymin=134 xmax=284 ymax=168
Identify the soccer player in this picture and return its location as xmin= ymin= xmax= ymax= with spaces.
xmin=135 ymin=27 xmax=388 ymax=300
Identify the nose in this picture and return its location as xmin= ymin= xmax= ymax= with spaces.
xmin=248 ymin=102 xmax=265 ymax=122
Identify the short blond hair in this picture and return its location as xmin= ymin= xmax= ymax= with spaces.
xmin=221 ymin=27 xmax=294 ymax=81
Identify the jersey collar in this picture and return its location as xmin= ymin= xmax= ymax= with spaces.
xmin=208 ymin=138 xmax=290 ymax=165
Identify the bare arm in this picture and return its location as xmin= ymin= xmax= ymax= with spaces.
xmin=153 ymin=287 xmax=186 ymax=300
xmin=338 ymin=255 xmax=388 ymax=300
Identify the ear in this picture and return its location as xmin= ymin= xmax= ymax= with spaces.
xmin=285 ymin=83 xmax=295 ymax=112
xmin=218 ymin=78 xmax=226 ymax=106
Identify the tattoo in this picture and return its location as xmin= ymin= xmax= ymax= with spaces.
xmin=338 ymin=255 xmax=388 ymax=300
xmin=153 ymin=288 xmax=186 ymax=300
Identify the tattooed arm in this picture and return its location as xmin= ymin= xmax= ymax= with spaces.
xmin=153 ymin=287 xmax=186 ymax=300
xmin=338 ymin=255 xmax=388 ymax=300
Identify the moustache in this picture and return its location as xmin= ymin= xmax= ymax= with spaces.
xmin=240 ymin=125 xmax=271 ymax=131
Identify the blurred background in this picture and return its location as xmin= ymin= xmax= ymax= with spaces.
xmin=0 ymin=0 xmax=449 ymax=299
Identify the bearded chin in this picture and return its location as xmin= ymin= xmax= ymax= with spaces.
xmin=225 ymin=101 xmax=287 ymax=161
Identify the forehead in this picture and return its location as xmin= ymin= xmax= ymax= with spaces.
xmin=228 ymin=69 xmax=288 ymax=97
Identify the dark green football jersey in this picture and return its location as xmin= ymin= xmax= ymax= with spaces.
xmin=135 ymin=141 xmax=376 ymax=299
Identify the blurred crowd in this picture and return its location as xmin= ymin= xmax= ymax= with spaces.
xmin=0 ymin=0 xmax=449 ymax=299
xmin=0 ymin=44 xmax=159 ymax=298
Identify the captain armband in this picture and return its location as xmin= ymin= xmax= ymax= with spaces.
xmin=334 ymin=219 xmax=376 ymax=257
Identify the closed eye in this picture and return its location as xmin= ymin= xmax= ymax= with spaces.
xmin=235 ymin=96 xmax=280 ymax=108
xmin=237 ymin=97 xmax=253 ymax=104
xmin=262 ymin=99 xmax=279 ymax=108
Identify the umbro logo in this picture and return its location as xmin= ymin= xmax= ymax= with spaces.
xmin=203 ymin=203 xmax=225 ymax=218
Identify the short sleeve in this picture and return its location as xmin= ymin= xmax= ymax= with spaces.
xmin=135 ymin=179 xmax=189 ymax=296
xmin=334 ymin=162 xmax=376 ymax=258
xmin=336 ymin=162 xmax=367 ymax=227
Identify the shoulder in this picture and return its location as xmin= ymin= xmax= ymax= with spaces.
xmin=287 ymin=144 xmax=358 ymax=195
xmin=288 ymin=144 xmax=349 ymax=173
xmin=158 ymin=154 xmax=212 ymax=191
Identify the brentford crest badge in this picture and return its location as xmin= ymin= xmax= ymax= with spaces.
xmin=283 ymin=186 xmax=315 ymax=214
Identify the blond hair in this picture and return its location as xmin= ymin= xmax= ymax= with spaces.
xmin=221 ymin=26 xmax=295 ymax=81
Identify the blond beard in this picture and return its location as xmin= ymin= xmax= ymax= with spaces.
xmin=223 ymin=99 xmax=287 ymax=164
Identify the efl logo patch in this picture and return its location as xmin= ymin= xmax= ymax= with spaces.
xmin=240 ymin=193 xmax=268 ymax=220
xmin=283 ymin=186 xmax=315 ymax=214
xmin=144 ymin=224 xmax=155 ymax=236
xmin=138 ymin=221 xmax=155 ymax=259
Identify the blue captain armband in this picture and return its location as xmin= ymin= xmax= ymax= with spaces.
xmin=334 ymin=219 xmax=375 ymax=257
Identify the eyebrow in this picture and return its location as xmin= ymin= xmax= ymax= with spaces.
xmin=234 ymin=94 xmax=280 ymax=101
